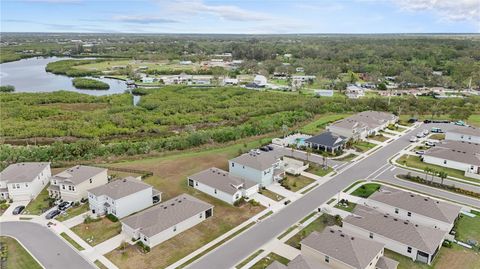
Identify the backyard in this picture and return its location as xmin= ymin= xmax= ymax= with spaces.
xmin=0 ymin=236 xmax=42 ymax=269
xmin=280 ymin=175 xmax=315 ymax=192
xmin=71 ymin=217 xmax=121 ymax=246
xmin=250 ymin=252 xmax=290 ymax=269
xmin=285 ymin=214 xmax=340 ymax=249
xmin=300 ymin=113 xmax=351 ymax=135
xmin=350 ymin=183 xmax=381 ymax=198
xmin=454 ymin=212 xmax=480 ymax=246
xmin=352 ymin=141 xmax=377 ymax=152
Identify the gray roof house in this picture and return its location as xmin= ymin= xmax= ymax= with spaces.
xmin=0 ymin=162 xmax=51 ymax=201
xmin=304 ymin=131 xmax=347 ymax=153
xmin=327 ymin=111 xmax=397 ymax=140
xmin=229 ymin=150 xmax=284 ymax=186
xmin=0 ymin=162 xmax=50 ymax=184
xmin=121 ymin=194 xmax=213 ymax=248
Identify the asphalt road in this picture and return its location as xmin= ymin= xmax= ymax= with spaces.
xmin=188 ymin=123 xmax=476 ymax=269
xmin=0 ymin=221 xmax=95 ymax=269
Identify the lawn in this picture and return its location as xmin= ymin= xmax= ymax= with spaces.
xmin=468 ymin=114 xmax=480 ymax=127
xmin=71 ymin=217 xmax=121 ymax=246
xmin=260 ymin=188 xmax=285 ymax=202
xmin=74 ymin=59 xmax=200 ymax=73
xmin=0 ymin=236 xmax=42 ymax=269
xmin=250 ymin=252 xmax=290 ymax=269
xmin=104 ymin=138 xmax=266 ymax=269
xmin=285 ymin=214 xmax=340 ymax=249
xmin=350 ymin=183 xmax=381 ymax=198
xmin=236 ymin=249 xmax=265 ymax=269
xmin=369 ymin=134 xmax=389 ymax=142
xmin=60 ymin=232 xmax=85 ymax=251
xmin=56 ymin=203 xmax=89 ymax=222
xmin=24 ymin=184 xmax=53 ymax=215
xmin=281 ymin=175 xmax=315 ymax=192
xmin=352 ymin=141 xmax=377 ymax=152
xmin=94 ymin=260 xmax=109 ymax=269
xmin=455 ymin=213 xmax=480 ymax=245
xmin=335 ymin=153 xmax=358 ymax=162
xmin=343 ymin=180 xmax=366 ymax=192
xmin=301 ymin=114 xmax=351 ymax=135
xmin=334 ymin=201 xmax=357 ymax=212
xmin=397 ymin=155 xmax=479 ymax=183
xmin=429 ymin=133 xmax=445 ymax=140
xmin=306 ymin=164 xmax=333 ymax=177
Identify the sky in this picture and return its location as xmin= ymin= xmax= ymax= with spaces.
xmin=1 ymin=0 xmax=479 ymax=34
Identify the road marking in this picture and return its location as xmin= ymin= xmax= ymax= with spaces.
xmin=365 ymin=163 xmax=391 ymax=180
xmin=390 ymin=167 xmax=396 ymax=171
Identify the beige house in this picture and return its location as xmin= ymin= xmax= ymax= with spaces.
xmin=48 ymin=165 xmax=108 ymax=202
xmin=327 ymin=111 xmax=398 ymax=140
xmin=0 ymin=162 xmax=51 ymax=202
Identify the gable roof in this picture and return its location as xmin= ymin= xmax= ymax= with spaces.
xmin=368 ymin=186 xmax=461 ymax=224
xmin=53 ymin=165 xmax=107 ymax=185
xmin=0 ymin=162 xmax=50 ymax=184
xmin=230 ymin=150 xmax=281 ymax=171
xmin=265 ymin=261 xmax=288 ymax=269
xmin=305 ymin=132 xmax=346 ymax=148
xmin=344 ymin=205 xmax=447 ymax=254
xmin=88 ymin=177 xmax=155 ymax=200
xmin=301 ymin=227 xmax=384 ymax=269
xmin=448 ymin=126 xmax=480 ymax=137
xmin=424 ymin=140 xmax=480 ymax=166
xmin=286 ymin=255 xmax=330 ymax=269
xmin=122 ymin=194 xmax=213 ymax=237
xmin=329 ymin=111 xmax=396 ymax=132
xmin=188 ymin=168 xmax=257 ymax=195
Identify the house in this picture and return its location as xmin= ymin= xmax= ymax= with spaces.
xmin=48 ymin=165 xmax=108 ymax=202
xmin=141 ymin=77 xmax=155 ymax=83
xmin=87 ymin=177 xmax=161 ymax=219
xmin=222 ymin=77 xmax=239 ymax=86
xmin=342 ymin=205 xmax=448 ymax=265
xmin=295 ymin=67 xmax=305 ymax=73
xmin=229 ymin=150 xmax=284 ymax=186
xmin=365 ymin=186 xmax=461 ymax=232
xmin=253 ymin=75 xmax=267 ymax=87
xmin=445 ymin=127 xmax=480 ymax=144
xmin=188 ymin=168 xmax=259 ymax=205
xmin=121 ymin=194 xmax=213 ymax=248
xmin=346 ymin=85 xmax=365 ymax=99
xmin=305 ymin=131 xmax=347 ymax=153
xmin=327 ymin=111 xmax=398 ymax=140
xmin=422 ymin=141 xmax=480 ymax=179
xmin=314 ymin=89 xmax=334 ymax=97
xmin=0 ymin=162 xmax=51 ymax=201
xmin=267 ymin=227 xmax=398 ymax=269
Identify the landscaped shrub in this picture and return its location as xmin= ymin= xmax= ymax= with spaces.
xmin=135 ymin=241 xmax=150 ymax=253
xmin=401 ymin=174 xmax=480 ymax=199
xmin=233 ymin=197 xmax=246 ymax=207
xmin=106 ymin=213 xmax=119 ymax=222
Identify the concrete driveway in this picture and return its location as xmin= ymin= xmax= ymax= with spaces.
xmin=0 ymin=221 xmax=95 ymax=269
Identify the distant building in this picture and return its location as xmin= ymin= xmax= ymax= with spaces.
xmin=141 ymin=77 xmax=155 ymax=83
xmin=0 ymin=162 xmax=51 ymax=201
xmin=327 ymin=111 xmax=398 ymax=140
xmin=345 ymin=85 xmax=365 ymax=99
xmin=222 ymin=77 xmax=239 ymax=86
xmin=295 ymin=67 xmax=304 ymax=73
xmin=314 ymin=89 xmax=334 ymax=97
xmin=305 ymin=131 xmax=347 ymax=153
xmin=253 ymin=75 xmax=268 ymax=87
xmin=179 ymin=60 xmax=192 ymax=65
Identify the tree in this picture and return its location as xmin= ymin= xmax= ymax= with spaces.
xmin=430 ymin=169 xmax=437 ymax=182
xmin=424 ymin=167 xmax=431 ymax=181
xmin=438 ymin=171 xmax=448 ymax=185
xmin=377 ymin=83 xmax=387 ymax=91
xmin=306 ymin=147 xmax=312 ymax=162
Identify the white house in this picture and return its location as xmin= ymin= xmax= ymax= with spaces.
xmin=346 ymin=85 xmax=365 ymax=99
xmin=0 ymin=162 xmax=51 ymax=201
xmin=87 ymin=177 xmax=161 ymax=219
xmin=327 ymin=111 xmax=398 ymax=140
xmin=342 ymin=206 xmax=447 ymax=265
xmin=365 ymin=186 xmax=461 ymax=232
xmin=422 ymin=141 xmax=480 ymax=179
xmin=445 ymin=127 xmax=480 ymax=144
xmin=314 ymin=89 xmax=334 ymax=97
xmin=253 ymin=75 xmax=267 ymax=87
xmin=188 ymin=168 xmax=258 ymax=205
xmin=229 ymin=150 xmax=284 ymax=186
xmin=121 ymin=194 xmax=213 ymax=248
xmin=48 ymin=165 xmax=108 ymax=202
xmin=222 ymin=77 xmax=239 ymax=86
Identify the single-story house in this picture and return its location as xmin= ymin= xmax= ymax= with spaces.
xmin=342 ymin=205 xmax=448 ymax=265
xmin=121 ymin=194 xmax=213 ymax=248
xmin=314 ymin=89 xmax=334 ymax=97
xmin=48 ymin=165 xmax=108 ymax=202
xmin=253 ymin=75 xmax=267 ymax=87
xmin=188 ymin=168 xmax=259 ymax=205
xmin=88 ymin=177 xmax=161 ymax=219
xmin=345 ymin=85 xmax=365 ymax=99
xmin=0 ymin=162 xmax=51 ymax=201
xmin=445 ymin=127 xmax=480 ymax=144
xmin=304 ymin=131 xmax=347 ymax=153
xmin=327 ymin=111 xmax=398 ymax=140
xmin=229 ymin=150 xmax=284 ymax=186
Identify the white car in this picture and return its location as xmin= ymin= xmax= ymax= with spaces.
xmin=410 ymin=137 xmax=418 ymax=142
xmin=423 ymin=129 xmax=429 ymax=135
xmin=416 ymin=133 xmax=424 ymax=138
xmin=425 ymin=141 xmax=436 ymax=147
xmin=415 ymin=150 xmax=425 ymax=155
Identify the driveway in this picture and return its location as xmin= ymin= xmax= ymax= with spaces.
xmin=0 ymin=221 xmax=95 ymax=269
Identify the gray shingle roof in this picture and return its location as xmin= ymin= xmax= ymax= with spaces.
xmin=376 ymin=256 xmax=399 ymax=269
xmin=424 ymin=140 xmax=480 ymax=166
xmin=265 ymin=261 xmax=288 ymax=269
xmin=188 ymin=168 xmax=257 ymax=195
xmin=344 ymin=205 xmax=447 ymax=254
xmin=301 ymin=227 xmax=384 ymax=269
xmin=88 ymin=177 xmax=156 ymax=200
xmin=230 ymin=151 xmax=281 ymax=171
xmin=329 ymin=111 xmax=396 ymax=132
xmin=53 ymin=165 xmax=107 ymax=185
xmin=369 ymin=186 xmax=461 ymax=224
xmin=0 ymin=162 xmax=50 ymax=184
xmin=305 ymin=131 xmax=346 ymax=148
xmin=286 ymin=255 xmax=330 ymax=269
xmin=448 ymin=126 xmax=480 ymax=137
xmin=122 ymin=194 xmax=213 ymax=237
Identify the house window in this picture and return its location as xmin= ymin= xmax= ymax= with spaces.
xmin=16 ymin=184 xmax=20 ymax=189
xmin=407 ymin=247 xmax=412 ymax=253
xmin=62 ymin=185 xmax=65 ymax=190
xmin=408 ymin=212 xmax=412 ymax=217
xmin=89 ymin=179 xmax=92 ymax=183
xmin=195 ymin=182 xmax=198 ymax=187
xmin=12 ymin=185 xmax=15 ymax=189
xmin=25 ymin=183 xmax=28 ymax=187
xmin=143 ymin=237 xmax=147 ymax=242
xmin=325 ymin=256 xmax=329 ymax=263
xmin=188 ymin=179 xmax=194 ymax=187
xmin=395 ymin=208 xmax=399 ymax=214
xmin=199 ymin=213 xmax=203 ymax=218
xmin=369 ymin=232 xmax=373 ymax=239
xmin=54 ymin=180 xmax=57 ymax=185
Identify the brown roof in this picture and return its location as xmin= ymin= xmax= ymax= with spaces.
xmin=230 ymin=150 xmax=281 ymax=171
xmin=0 ymin=162 xmax=50 ymax=184
xmin=122 ymin=194 xmax=213 ymax=237
xmin=88 ymin=177 xmax=156 ymax=200
xmin=344 ymin=205 xmax=447 ymax=254
xmin=188 ymin=168 xmax=257 ymax=195
xmin=424 ymin=140 xmax=480 ymax=166
xmin=368 ymin=186 xmax=461 ymax=224
xmin=53 ymin=165 xmax=107 ymax=185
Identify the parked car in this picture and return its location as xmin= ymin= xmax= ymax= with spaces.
xmin=454 ymin=121 xmax=468 ymax=126
xmin=416 ymin=133 xmax=424 ymax=138
xmin=45 ymin=209 xmax=61 ymax=219
xmin=423 ymin=129 xmax=429 ymax=135
xmin=12 ymin=205 xmax=25 ymax=215
xmin=425 ymin=141 xmax=436 ymax=147
xmin=260 ymin=146 xmax=270 ymax=152
xmin=431 ymin=127 xmax=443 ymax=133
xmin=284 ymin=200 xmax=291 ymax=205
xmin=410 ymin=137 xmax=418 ymax=142
xmin=415 ymin=150 xmax=425 ymax=155
xmin=58 ymin=201 xmax=73 ymax=211
xmin=408 ymin=118 xmax=418 ymax=123
xmin=266 ymin=145 xmax=274 ymax=151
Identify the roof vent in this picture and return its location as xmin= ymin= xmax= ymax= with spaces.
xmin=424 ymin=198 xmax=428 ymax=201
xmin=410 ymin=194 xmax=414 ymax=197
xmin=171 ymin=203 xmax=175 ymax=206
xmin=404 ymin=221 xmax=408 ymax=225
xmin=384 ymin=215 xmax=388 ymax=218
xmin=123 ymin=178 xmax=127 ymax=182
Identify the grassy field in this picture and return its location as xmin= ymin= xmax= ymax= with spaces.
xmin=71 ymin=217 xmax=121 ymax=246
xmin=455 ymin=213 xmax=480 ymax=244
xmin=56 ymin=203 xmax=89 ymax=222
xmin=74 ymin=59 xmax=200 ymax=73
xmin=260 ymin=188 xmax=285 ymax=202
xmin=24 ymin=185 xmax=52 ymax=215
xmin=104 ymin=138 xmax=267 ymax=269
xmin=285 ymin=214 xmax=339 ymax=249
xmin=352 ymin=141 xmax=377 ymax=152
xmin=301 ymin=114 xmax=351 ymax=135
xmin=335 ymin=153 xmax=358 ymax=162
xmin=250 ymin=252 xmax=290 ymax=269
xmin=350 ymin=183 xmax=381 ymax=198
xmin=468 ymin=114 xmax=480 ymax=127
xmin=281 ymin=175 xmax=315 ymax=192
xmin=0 ymin=236 xmax=42 ymax=269
xmin=60 ymin=232 xmax=85 ymax=251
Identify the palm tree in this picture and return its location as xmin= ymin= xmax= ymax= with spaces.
xmin=423 ymin=167 xmax=431 ymax=181
xmin=306 ymin=147 xmax=312 ymax=162
xmin=438 ymin=171 xmax=448 ymax=185
xmin=430 ymin=169 xmax=437 ymax=182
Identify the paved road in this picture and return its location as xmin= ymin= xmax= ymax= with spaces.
xmin=0 ymin=221 xmax=95 ymax=269
xmin=188 ymin=123 xmax=474 ymax=269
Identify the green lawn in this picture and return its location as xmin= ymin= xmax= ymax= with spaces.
xmin=468 ymin=114 xmax=480 ymax=127
xmin=384 ymin=249 xmax=431 ymax=269
xmin=301 ymin=114 xmax=351 ymax=135
xmin=236 ymin=249 xmax=265 ymax=269
xmin=455 ymin=213 xmax=480 ymax=244
xmin=281 ymin=175 xmax=315 ymax=192
xmin=94 ymin=260 xmax=109 ymax=269
xmin=0 ymin=236 xmax=42 ymax=269
xmin=334 ymin=201 xmax=357 ymax=212
xmin=343 ymin=180 xmax=366 ymax=192
xmin=369 ymin=134 xmax=389 ymax=142
xmin=258 ymin=211 xmax=273 ymax=221
xmin=335 ymin=153 xmax=358 ymax=162
xmin=306 ymin=164 xmax=333 ymax=177
xmin=352 ymin=141 xmax=377 ymax=152
xmin=56 ymin=203 xmax=89 ymax=222
xmin=24 ymin=184 xmax=53 ymax=215
xmin=260 ymin=188 xmax=285 ymax=202
xmin=60 ymin=232 xmax=85 ymax=251
xmin=429 ymin=133 xmax=445 ymax=140
xmin=350 ymin=183 xmax=381 ymax=198
xmin=250 ymin=252 xmax=290 ymax=269
xmin=285 ymin=214 xmax=340 ymax=249
xmin=397 ymin=155 xmax=479 ymax=183
xmin=71 ymin=217 xmax=121 ymax=246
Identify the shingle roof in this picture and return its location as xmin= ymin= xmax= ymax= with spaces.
xmin=188 ymin=168 xmax=257 ymax=195
xmin=448 ymin=126 xmax=480 ymax=137
xmin=329 ymin=111 xmax=396 ymax=132
xmin=301 ymin=227 xmax=384 ymax=269
xmin=344 ymin=205 xmax=447 ymax=254
xmin=265 ymin=261 xmax=288 ymax=269
xmin=0 ymin=162 xmax=50 ymax=184
xmin=305 ymin=132 xmax=346 ymax=148
xmin=88 ymin=177 xmax=156 ymax=200
xmin=122 ymin=194 xmax=213 ymax=237
xmin=376 ymin=256 xmax=399 ymax=269
xmin=53 ymin=165 xmax=107 ymax=185
xmin=230 ymin=151 xmax=281 ymax=171
xmin=424 ymin=140 xmax=480 ymax=166
xmin=286 ymin=255 xmax=330 ymax=269
xmin=368 ymin=186 xmax=461 ymax=224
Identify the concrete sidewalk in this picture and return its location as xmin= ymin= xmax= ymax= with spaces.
xmin=63 ymin=212 xmax=89 ymax=228
xmin=94 ymin=233 xmax=128 ymax=255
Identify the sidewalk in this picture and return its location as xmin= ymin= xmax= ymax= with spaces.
xmin=63 ymin=212 xmax=89 ymax=228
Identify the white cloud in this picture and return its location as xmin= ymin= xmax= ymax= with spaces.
xmin=112 ymin=15 xmax=178 ymax=24
xmin=395 ymin=0 xmax=479 ymax=22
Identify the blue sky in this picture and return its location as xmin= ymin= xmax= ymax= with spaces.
xmin=1 ymin=0 xmax=479 ymax=33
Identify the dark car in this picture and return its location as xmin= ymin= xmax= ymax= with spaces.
xmin=45 ymin=209 xmax=61 ymax=220
xmin=260 ymin=146 xmax=269 ymax=152
xmin=408 ymin=118 xmax=418 ymax=123
xmin=12 ymin=205 xmax=25 ymax=215
xmin=266 ymin=145 xmax=274 ymax=151
xmin=58 ymin=201 xmax=72 ymax=211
